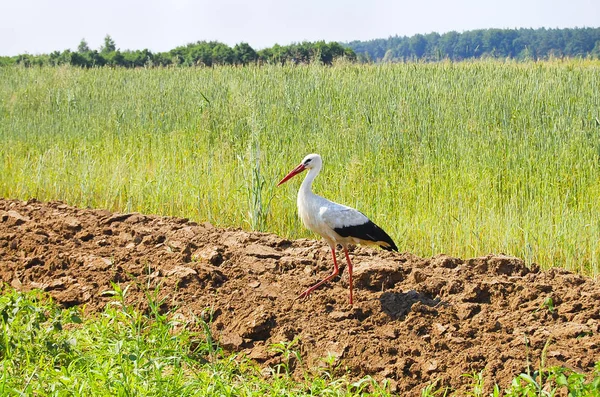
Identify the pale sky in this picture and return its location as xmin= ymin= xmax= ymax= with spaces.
xmin=1 ymin=0 xmax=599 ymax=56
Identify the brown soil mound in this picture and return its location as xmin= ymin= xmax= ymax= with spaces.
xmin=1 ymin=198 xmax=599 ymax=394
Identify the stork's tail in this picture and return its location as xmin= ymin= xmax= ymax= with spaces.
xmin=376 ymin=227 xmax=398 ymax=252
xmin=379 ymin=237 xmax=398 ymax=252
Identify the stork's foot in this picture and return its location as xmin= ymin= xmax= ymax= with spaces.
xmin=296 ymin=287 xmax=317 ymax=301
xmin=295 ymin=259 xmax=339 ymax=302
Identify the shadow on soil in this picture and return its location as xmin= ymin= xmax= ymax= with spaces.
xmin=379 ymin=290 xmax=442 ymax=320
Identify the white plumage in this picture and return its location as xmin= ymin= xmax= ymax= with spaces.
xmin=278 ymin=153 xmax=397 ymax=304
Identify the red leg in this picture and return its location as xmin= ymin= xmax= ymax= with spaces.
xmin=297 ymin=246 xmax=339 ymax=300
xmin=343 ymin=246 xmax=354 ymax=305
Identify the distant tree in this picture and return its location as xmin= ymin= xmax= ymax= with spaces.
xmin=89 ymin=50 xmax=106 ymax=67
xmin=565 ymin=29 xmax=588 ymax=56
xmin=152 ymin=52 xmax=172 ymax=67
xmin=104 ymin=50 xmax=124 ymax=66
xmin=172 ymin=41 xmax=226 ymax=66
xmin=409 ymin=34 xmax=427 ymax=58
xmin=356 ymin=38 xmax=389 ymax=60
xmin=482 ymin=29 xmax=502 ymax=56
xmin=0 ymin=56 xmax=15 ymax=66
xmin=592 ymin=41 xmax=600 ymax=58
xmin=270 ymin=44 xmax=287 ymax=64
xmin=77 ymin=39 xmax=90 ymax=53
xmin=16 ymin=54 xmax=34 ymax=67
xmin=424 ymin=32 xmax=441 ymax=59
xmin=233 ymin=42 xmax=258 ymax=65
xmin=256 ymin=47 xmax=273 ymax=64
xmin=70 ymin=51 xmax=89 ymax=67
xmin=343 ymin=27 xmax=600 ymax=62
xmin=519 ymin=46 xmax=534 ymax=61
xmin=48 ymin=51 xmax=61 ymax=66
xmin=395 ymin=39 xmax=410 ymax=60
xmin=169 ymin=45 xmax=189 ymax=65
xmin=480 ymin=29 xmax=515 ymax=57
xmin=190 ymin=44 xmax=215 ymax=66
xmin=212 ymin=43 xmax=235 ymax=65
xmin=5 ymin=26 xmax=600 ymax=68
xmin=101 ymin=35 xmax=117 ymax=54
xmin=314 ymin=41 xmax=335 ymax=64
xmin=290 ymin=42 xmax=311 ymax=63
xmin=454 ymin=31 xmax=483 ymax=59
xmin=344 ymin=48 xmax=356 ymax=61
xmin=356 ymin=51 xmax=371 ymax=63
xmin=439 ymin=31 xmax=459 ymax=58
xmin=328 ymin=41 xmax=351 ymax=61
xmin=511 ymin=36 xmax=527 ymax=58
xmin=122 ymin=49 xmax=153 ymax=67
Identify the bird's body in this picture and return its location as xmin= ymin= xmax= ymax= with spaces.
xmin=278 ymin=153 xmax=397 ymax=304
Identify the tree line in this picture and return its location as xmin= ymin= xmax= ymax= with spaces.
xmin=2 ymin=27 xmax=599 ymax=68
xmin=346 ymin=27 xmax=600 ymax=62
xmin=0 ymin=36 xmax=355 ymax=68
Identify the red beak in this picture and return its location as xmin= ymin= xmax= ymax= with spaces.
xmin=277 ymin=163 xmax=306 ymax=186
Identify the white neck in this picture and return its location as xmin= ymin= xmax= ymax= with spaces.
xmin=296 ymin=161 xmax=325 ymax=235
xmin=299 ymin=163 xmax=321 ymax=198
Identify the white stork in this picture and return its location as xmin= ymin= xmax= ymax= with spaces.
xmin=277 ymin=153 xmax=398 ymax=305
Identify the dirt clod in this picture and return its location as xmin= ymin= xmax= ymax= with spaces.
xmin=1 ymin=198 xmax=599 ymax=395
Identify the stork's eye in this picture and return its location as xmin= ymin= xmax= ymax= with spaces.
xmin=304 ymin=159 xmax=312 ymax=165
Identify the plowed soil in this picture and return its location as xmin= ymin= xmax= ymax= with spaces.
xmin=1 ymin=198 xmax=599 ymax=394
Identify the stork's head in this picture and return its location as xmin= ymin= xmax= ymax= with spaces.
xmin=277 ymin=153 xmax=321 ymax=186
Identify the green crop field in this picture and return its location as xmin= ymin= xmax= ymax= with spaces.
xmin=1 ymin=60 xmax=600 ymax=274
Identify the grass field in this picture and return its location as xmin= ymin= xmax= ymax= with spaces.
xmin=1 ymin=60 xmax=600 ymax=274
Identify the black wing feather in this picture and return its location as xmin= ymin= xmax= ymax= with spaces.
xmin=334 ymin=220 xmax=398 ymax=251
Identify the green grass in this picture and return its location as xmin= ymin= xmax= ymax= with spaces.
xmin=1 ymin=289 xmax=598 ymax=396
xmin=1 ymin=60 xmax=600 ymax=274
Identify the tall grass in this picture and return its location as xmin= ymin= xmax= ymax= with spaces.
xmin=1 ymin=60 xmax=599 ymax=274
